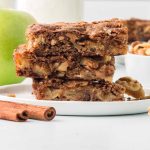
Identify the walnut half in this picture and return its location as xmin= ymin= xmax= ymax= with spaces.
xmin=115 ymin=76 xmax=145 ymax=99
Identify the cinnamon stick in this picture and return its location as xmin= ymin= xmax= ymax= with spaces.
xmin=0 ymin=101 xmax=56 ymax=121
xmin=0 ymin=107 xmax=28 ymax=122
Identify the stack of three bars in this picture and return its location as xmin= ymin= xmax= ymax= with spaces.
xmin=14 ymin=19 xmax=128 ymax=101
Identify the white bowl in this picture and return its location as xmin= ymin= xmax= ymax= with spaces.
xmin=125 ymin=53 xmax=150 ymax=87
xmin=115 ymin=55 xmax=125 ymax=65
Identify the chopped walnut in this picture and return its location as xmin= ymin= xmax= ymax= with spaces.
xmin=51 ymin=39 xmax=57 ymax=46
xmin=58 ymin=36 xmax=65 ymax=41
xmin=57 ymin=61 xmax=69 ymax=72
xmin=130 ymin=41 xmax=150 ymax=56
xmin=145 ymin=48 xmax=150 ymax=55
xmin=80 ymin=57 xmax=99 ymax=69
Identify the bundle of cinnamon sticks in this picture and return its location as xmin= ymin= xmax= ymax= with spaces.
xmin=0 ymin=100 xmax=56 ymax=122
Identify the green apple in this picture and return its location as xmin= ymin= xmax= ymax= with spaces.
xmin=0 ymin=9 xmax=36 ymax=85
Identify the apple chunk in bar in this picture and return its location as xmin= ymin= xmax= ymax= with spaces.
xmin=14 ymin=45 xmax=115 ymax=81
xmin=26 ymin=18 xmax=128 ymax=56
xmin=32 ymin=78 xmax=125 ymax=101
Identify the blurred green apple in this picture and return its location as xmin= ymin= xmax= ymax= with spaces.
xmin=0 ymin=9 xmax=36 ymax=85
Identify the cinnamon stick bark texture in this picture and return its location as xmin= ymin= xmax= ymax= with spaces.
xmin=0 ymin=101 xmax=56 ymax=121
xmin=23 ymin=105 xmax=56 ymax=121
xmin=0 ymin=107 xmax=28 ymax=122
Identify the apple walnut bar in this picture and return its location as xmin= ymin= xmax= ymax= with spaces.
xmin=26 ymin=18 xmax=128 ymax=56
xmin=14 ymin=44 xmax=115 ymax=81
xmin=32 ymin=78 xmax=125 ymax=101
xmin=127 ymin=18 xmax=150 ymax=43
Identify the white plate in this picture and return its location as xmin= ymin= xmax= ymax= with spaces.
xmin=0 ymin=83 xmax=150 ymax=116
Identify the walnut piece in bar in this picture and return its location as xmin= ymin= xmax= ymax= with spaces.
xmin=14 ymin=44 xmax=115 ymax=81
xmin=32 ymin=78 xmax=125 ymax=101
xmin=26 ymin=18 xmax=128 ymax=56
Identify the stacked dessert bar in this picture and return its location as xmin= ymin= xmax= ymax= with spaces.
xmin=14 ymin=19 xmax=128 ymax=101
xmin=126 ymin=18 xmax=150 ymax=43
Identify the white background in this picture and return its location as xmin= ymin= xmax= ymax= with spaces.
xmin=84 ymin=0 xmax=150 ymax=21
xmin=1 ymin=0 xmax=150 ymax=21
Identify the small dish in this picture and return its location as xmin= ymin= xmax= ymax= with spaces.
xmin=115 ymin=55 xmax=125 ymax=65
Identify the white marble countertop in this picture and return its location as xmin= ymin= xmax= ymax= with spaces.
xmin=0 ymin=64 xmax=150 ymax=150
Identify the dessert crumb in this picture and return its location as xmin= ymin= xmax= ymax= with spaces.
xmin=7 ymin=93 xmax=16 ymax=97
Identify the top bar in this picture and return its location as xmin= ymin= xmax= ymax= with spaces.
xmin=26 ymin=18 xmax=128 ymax=56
